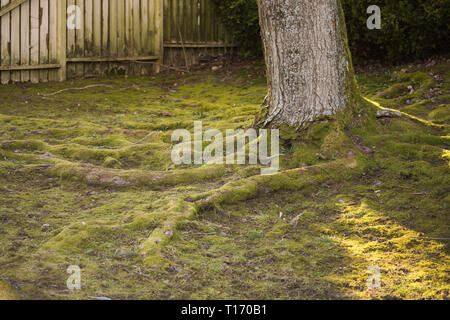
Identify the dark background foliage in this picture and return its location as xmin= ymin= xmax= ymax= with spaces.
xmin=212 ymin=0 xmax=450 ymax=63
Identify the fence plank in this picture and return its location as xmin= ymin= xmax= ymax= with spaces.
xmin=83 ymin=0 xmax=94 ymax=76
xmin=102 ymin=0 xmax=109 ymax=55
xmin=84 ymin=0 xmax=92 ymax=56
xmin=141 ymin=0 xmax=148 ymax=53
xmin=57 ymin=0 xmax=66 ymax=80
xmin=30 ymin=0 xmax=40 ymax=82
xmin=110 ymin=0 xmax=117 ymax=55
xmin=0 ymin=0 xmax=10 ymax=84
xmin=11 ymin=2 xmax=21 ymax=82
xmin=102 ymin=0 xmax=110 ymax=75
xmin=19 ymin=2 xmax=30 ymax=82
xmin=91 ymin=0 xmax=101 ymax=75
xmin=125 ymin=0 xmax=132 ymax=57
xmin=171 ymin=0 xmax=175 ymax=41
xmin=48 ymin=0 xmax=58 ymax=81
xmin=73 ymin=0 xmax=84 ymax=77
xmin=66 ymin=0 xmax=76 ymax=78
xmin=39 ymin=0 xmax=49 ymax=82
xmin=132 ymin=0 xmax=140 ymax=54
xmin=117 ymin=0 xmax=125 ymax=57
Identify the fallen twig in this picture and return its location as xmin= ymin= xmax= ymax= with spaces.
xmin=40 ymin=84 xmax=114 ymax=97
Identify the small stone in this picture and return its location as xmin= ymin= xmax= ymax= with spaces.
xmin=376 ymin=110 xmax=402 ymax=118
xmin=171 ymin=266 xmax=182 ymax=273
xmin=164 ymin=231 xmax=174 ymax=238
xmin=290 ymin=214 xmax=303 ymax=228
xmin=112 ymin=176 xmax=131 ymax=187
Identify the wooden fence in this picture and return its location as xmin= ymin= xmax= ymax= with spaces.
xmin=0 ymin=0 xmax=234 ymax=84
xmin=0 ymin=0 xmax=63 ymax=83
xmin=163 ymin=0 xmax=234 ymax=66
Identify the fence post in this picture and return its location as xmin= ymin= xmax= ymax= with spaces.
xmin=57 ymin=0 xmax=67 ymax=81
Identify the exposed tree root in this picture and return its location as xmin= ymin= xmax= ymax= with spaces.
xmin=364 ymin=97 xmax=449 ymax=129
xmin=42 ymin=160 xmax=226 ymax=189
xmin=192 ymin=154 xmax=367 ymax=213
xmin=136 ymin=155 xmax=368 ymax=268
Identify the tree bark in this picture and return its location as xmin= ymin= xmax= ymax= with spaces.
xmin=258 ymin=0 xmax=358 ymax=128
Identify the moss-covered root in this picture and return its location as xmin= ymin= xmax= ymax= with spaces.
xmin=364 ymin=97 xmax=449 ymax=129
xmin=38 ymin=198 xmax=198 ymax=269
xmin=42 ymin=160 xmax=225 ymax=188
xmin=139 ymin=199 xmax=198 ymax=268
xmin=192 ymin=154 xmax=367 ymax=210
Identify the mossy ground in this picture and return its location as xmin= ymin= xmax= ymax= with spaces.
xmin=0 ymin=61 xmax=448 ymax=300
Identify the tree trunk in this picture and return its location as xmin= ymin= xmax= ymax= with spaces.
xmin=258 ymin=0 xmax=359 ymax=128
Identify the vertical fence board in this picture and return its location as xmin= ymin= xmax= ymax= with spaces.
xmin=39 ymin=0 xmax=49 ymax=82
xmin=110 ymin=0 xmax=117 ymax=55
xmin=148 ymin=0 xmax=154 ymax=48
xmin=84 ymin=0 xmax=92 ymax=56
xmin=30 ymin=0 xmax=40 ymax=82
xmin=124 ymin=0 xmax=131 ymax=56
xmin=66 ymin=0 xmax=76 ymax=78
xmin=10 ymin=5 xmax=20 ymax=82
xmin=91 ymin=0 xmax=101 ymax=75
xmin=48 ymin=0 xmax=58 ymax=80
xmin=141 ymin=0 xmax=148 ymax=53
xmin=163 ymin=0 xmax=169 ymax=43
xmin=108 ymin=0 xmax=119 ymax=73
xmin=0 ymin=0 xmax=10 ymax=84
xmin=102 ymin=0 xmax=109 ymax=75
xmin=57 ymin=0 xmax=66 ymax=80
xmin=117 ymin=0 xmax=125 ymax=57
xmin=154 ymin=0 xmax=163 ymax=73
xmin=74 ymin=0 xmax=84 ymax=77
xmin=132 ymin=0 xmax=140 ymax=54
xmin=20 ymin=1 xmax=30 ymax=81
xmin=83 ymin=0 xmax=94 ymax=76
xmin=102 ymin=0 xmax=109 ymax=55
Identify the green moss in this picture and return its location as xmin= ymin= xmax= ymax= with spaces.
xmin=0 ymin=61 xmax=448 ymax=300
xmin=320 ymin=128 xmax=350 ymax=158
xmin=0 ymin=281 xmax=20 ymax=300
xmin=428 ymin=105 xmax=450 ymax=124
xmin=102 ymin=157 xmax=122 ymax=169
